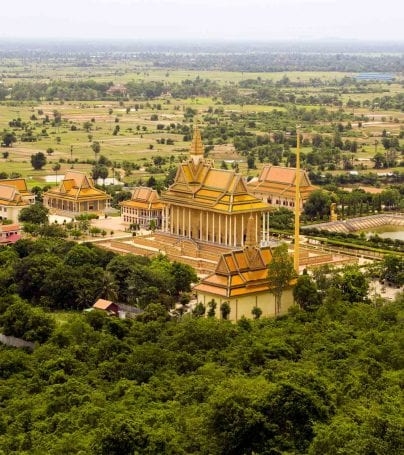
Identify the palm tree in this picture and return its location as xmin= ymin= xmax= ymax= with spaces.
xmin=99 ymin=271 xmax=119 ymax=302
xmin=52 ymin=163 xmax=61 ymax=185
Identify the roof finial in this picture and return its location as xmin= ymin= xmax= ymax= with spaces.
xmin=190 ymin=123 xmax=204 ymax=157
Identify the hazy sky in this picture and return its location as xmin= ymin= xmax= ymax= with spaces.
xmin=1 ymin=0 xmax=403 ymax=41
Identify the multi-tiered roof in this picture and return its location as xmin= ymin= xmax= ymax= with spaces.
xmin=161 ymin=126 xmax=269 ymax=214
xmin=247 ymin=165 xmax=317 ymax=201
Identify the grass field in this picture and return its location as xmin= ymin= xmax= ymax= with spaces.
xmin=0 ymin=58 xmax=402 ymax=188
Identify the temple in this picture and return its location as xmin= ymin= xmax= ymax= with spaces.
xmin=0 ymin=179 xmax=35 ymax=222
xmin=160 ymin=126 xmax=272 ymax=247
xmin=43 ymin=171 xmax=111 ymax=216
xmin=120 ymin=187 xmax=164 ymax=229
xmin=194 ymin=214 xmax=295 ymax=321
xmin=247 ymin=165 xmax=318 ymax=211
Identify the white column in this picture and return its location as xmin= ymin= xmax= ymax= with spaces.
xmin=255 ymin=213 xmax=258 ymax=243
xmin=182 ymin=207 xmax=185 ymax=236
xmin=229 ymin=216 xmax=232 ymax=246
xmin=176 ymin=207 xmax=179 ymax=235
xmin=188 ymin=208 xmax=191 ymax=238
xmin=262 ymin=212 xmax=266 ymax=245
xmin=225 ymin=216 xmax=228 ymax=245
xmin=199 ymin=211 xmax=202 ymax=240
xmin=234 ymin=217 xmax=237 ymax=246
xmin=206 ymin=212 xmax=209 ymax=241
xmin=241 ymin=215 xmax=244 ymax=246
xmin=219 ymin=215 xmax=222 ymax=244
xmin=213 ymin=213 xmax=215 ymax=243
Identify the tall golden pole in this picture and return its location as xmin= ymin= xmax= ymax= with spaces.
xmin=294 ymin=126 xmax=300 ymax=274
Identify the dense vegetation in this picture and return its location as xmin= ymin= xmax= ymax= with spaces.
xmin=0 ymin=290 xmax=402 ymax=454
xmin=0 ymin=238 xmax=196 ymax=311
xmin=0 ymin=234 xmax=402 ymax=454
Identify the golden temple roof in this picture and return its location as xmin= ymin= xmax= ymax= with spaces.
xmin=194 ymin=244 xmax=274 ymax=298
xmin=161 ymin=131 xmax=270 ymax=214
xmin=44 ymin=171 xmax=111 ymax=201
xmin=120 ymin=187 xmax=165 ymax=210
xmin=247 ymin=165 xmax=318 ymax=199
xmin=0 ymin=178 xmax=31 ymax=197
xmin=0 ymin=182 xmax=30 ymax=207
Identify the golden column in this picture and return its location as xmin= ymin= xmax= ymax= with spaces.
xmin=294 ymin=126 xmax=301 ymax=274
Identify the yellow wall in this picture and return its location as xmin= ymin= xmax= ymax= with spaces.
xmin=196 ymin=288 xmax=295 ymax=322
xmin=0 ymin=205 xmax=22 ymax=223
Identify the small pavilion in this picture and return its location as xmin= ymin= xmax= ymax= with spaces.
xmin=43 ymin=171 xmax=111 ymax=216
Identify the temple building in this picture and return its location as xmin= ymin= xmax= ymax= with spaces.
xmin=0 ymin=179 xmax=35 ymax=223
xmin=160 ymin=126 xmax=272 ymax=247
xmin=120 ymin=187 xmax=164 ymax=229
xmin=43 ymin=171 xmax=111 ymax=216
xmin=194 ymin=214 xmax=295 ymax=321
xmin=247 ymin=165 xmax=318 ymax=212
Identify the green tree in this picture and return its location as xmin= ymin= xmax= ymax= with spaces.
xmin=207 ymin=299 xmax=217 ymax=318
xmin=381 ymin=255 xmax=404 ymax=286
xmin=293 ymin=274 xmax=322 ymax=311
xmin=95 ymin=418 xmax=148 ymax=455
xmin=52 ymin=162 xmax=61 ymax=184
xmin=267 ymin=243 xmax=296 ymax=315
xmin=192 ymin=302 xmax=206 ymax=317
xmin=91 ymin=141 xmax=101 ymax=161
xmin=338 ymin=265 xmax=369 ymax=303
xmin=0 ymin=300 xmax=55 ymax=343
xmin=304 ymin=190 xmax=332 ymax=220
xmin=1 ymin=131 xmax=16 ymax=147
xmin=220 ymin=302 xmax=231 ymax=320
xmin=251 ymin=306 xmax=262 ymax=319
xmin=19 ymin=204 xmax=49 ymax=224
xmin=30 ymin=152 xmax=47 ymax=170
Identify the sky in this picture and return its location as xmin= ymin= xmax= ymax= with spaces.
xmin=1 ymin=0 xmax=403 ymax=42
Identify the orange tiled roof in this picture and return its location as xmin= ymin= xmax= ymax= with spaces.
xmin=247 ymin=165 xmax=318 ymax=200
xmin=161 ymin=126 xmax=270 ymax=214
xmin=44 ymin=171 xmax=111 ymax=202
xmin=162 ymin=157 xmax=270 ymax=214
xmin=0 ymin=184 xmax=29 ymax=207
xmin=120 ymin=187 xmax=165 ymax=210
xmin=0 ymin=178 xmax=30 ymax=195
xmin=0 ymin=223 xmax=21 ymax=232
xmin=93 ymin=299 xmax=115 ymax=310
xmin=194 ymin=245 xmax=277 ymax=298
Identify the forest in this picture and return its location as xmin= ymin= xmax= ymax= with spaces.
xmin=0 ymin=237 xmax=402 ymax=454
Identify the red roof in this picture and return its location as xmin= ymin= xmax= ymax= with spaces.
xmin=0 ymin=233 xmax=21 ymax=244
xmin=0 ymin=224 xmax=21 ymax=233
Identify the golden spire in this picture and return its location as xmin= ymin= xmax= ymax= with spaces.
xmin=190 ymin=124 xmax=204 ymax=157
xmin=294 ymin=126 xmax=301 ymax=274
xmin=245 ymin=213 xmax=257 ymax=248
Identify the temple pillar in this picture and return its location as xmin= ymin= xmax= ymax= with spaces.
xmin=199 ymin=211 xmax=202 ymax=240
xmin=188 ymin=208 xmax=191 ymax=238
xmin=241 ymin=215 xmax=244 ymax=246
xmin=206 ymin=211 xmax=209 ymax=241
xmin=176 ymin=206 xmax=179 ymax=235
xmin=255 ymin=213 xmax=258 ymax=243
xmin=234 ymin=216 xmax=237 ymax=246
xmin=225 ymin=215 xmax=228 ymax=245
xmin=219 ymin=215 xmax=222 ymax=244
xmin=212 ymin=213 xmax=215 ymax=243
